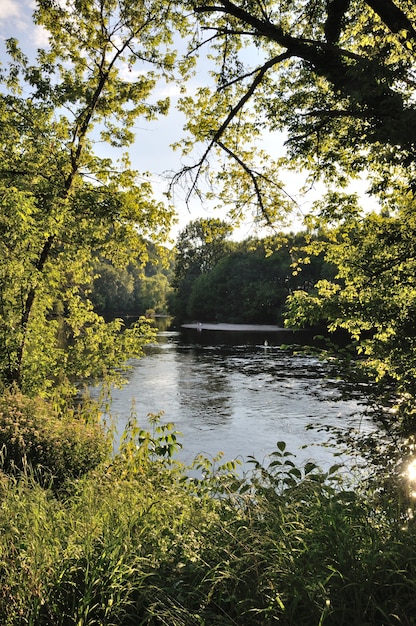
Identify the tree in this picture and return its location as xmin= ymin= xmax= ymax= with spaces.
xmin=286 ymin=195 xmax=416 ymax=430
xmin=137 ymin=273 xmax=172 ymax=315
xmin=186 ymin=239 xmax=281 ymax=323
xmin=90 ymin=262 xmax=135 ymax=315
xmin=180 ymin=235 xmax=330 ymax=324
xmin=170 ymin=218 xmax=234 ymax=322
xmin=174 ymin=1 xmax=416 ymax=426
xmin=173 ymin=218 xmax=234 ymax=282
xmin=178 ymin=0 xmax=416 ymax=205
xmin=187 ymin=250 xmax=284 ymax=323
xmin=0 ymin=0 xmax=187 ymax=396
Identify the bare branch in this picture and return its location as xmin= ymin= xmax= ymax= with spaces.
xmin=214 ymin=141 xmax=302 ymax=229
xmin=172 ymin=52 xmax=291 ymax=204
xmin=217 ymin=140 xmax=271 ymax=226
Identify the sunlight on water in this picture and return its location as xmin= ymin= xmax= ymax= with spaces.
xmin=96 ymin=329 xmax=376 ymax=471
xmin=407 ymin=459 xmax=416 ymax=498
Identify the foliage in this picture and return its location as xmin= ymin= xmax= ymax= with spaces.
xmin=0 ymin=0 xmax=189 ymax=396
xmin=171 ymin=231 xmax=333 ymax=325
xmin=91 ymin=246 xmax=175 ymax=318
xmin=171 ymin=1 xmax=416 ymax=425
xmin=0 ymin=390 xmax=110 ymax=487
xmin=178 ymin=0 xmax=416 ymax=210
xmin=286 ymin=196 xmax=416 ymax=429
xmin=187 ymin=246 xmax=289 ymax=324
xmin=169 ymin=218 xmax=235 ymax=322
xmin=1 ymin=2 xmax=415 ymax=618
xmin=1 ymin=413 xmax=416 ymax=625
xmin=173 ymin=218 xmax=234 ymax=283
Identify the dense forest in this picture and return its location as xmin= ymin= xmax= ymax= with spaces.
xmin=168 ymin=220 xmax=335 ymax=326
xmin=1 ymin=0 xmax=416 ymax=623
xmin=91 ymin=243 xmax=175 ymax=318
xmin=89 ymin=220 xmax=334 ymax=325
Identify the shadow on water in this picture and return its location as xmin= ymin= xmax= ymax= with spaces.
xmin=179 ymin=328 xmax=304 ymax=347
xmin=177 ymin=323 xmax=352 ymax=349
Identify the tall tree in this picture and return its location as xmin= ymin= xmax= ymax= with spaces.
xmin=0 ymin=0 xmax=187 ymax=396
xmin=173 ymin=218 xmax=234 ymax=283
xmin=170 ymin=218 xmax=233 ymax=322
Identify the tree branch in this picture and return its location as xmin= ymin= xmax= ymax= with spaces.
xmin=365 ymin=0 xmax=416 ymax=36
xmin=193 ymin=0 xmax=416 ymax=150
xmin=216 ymin=141 xmax=273 ymax=228
xmin=173 ymin=52 xmax=291 ymax=203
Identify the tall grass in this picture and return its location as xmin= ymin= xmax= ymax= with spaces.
xmin=0 ymin=397 xmax=416 ymax=625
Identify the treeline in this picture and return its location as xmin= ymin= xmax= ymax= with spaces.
xmin=169 ymin=219 xmax=335 ymax=325
xmin=90 ymin=219 xmax=335 ymax=326
xmin=90 ymin=243 xmax=175 ymax=318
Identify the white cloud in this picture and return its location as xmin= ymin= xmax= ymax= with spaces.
xmin=0 ymin=0 xmax=50 ymax=56
xmin=33 ymin=23 xmax=49 ymax=47
xmin=0 ymin=0 xmax=31 ymax=46
xmin=0 ymin=0 xmax=32 ymax=30
xmin=1 ymin=0 xmax=21 ymax=20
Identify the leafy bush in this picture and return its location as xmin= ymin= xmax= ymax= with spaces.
xmin=0 ymin=391 xmax=110 ymax=486
xmin=1 ymin=416 xmax=416 ymax=625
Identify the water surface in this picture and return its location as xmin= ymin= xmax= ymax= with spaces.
xmin=105 ymin=330 xmax=374 ymax=471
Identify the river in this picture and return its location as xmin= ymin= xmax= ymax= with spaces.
xmin=102 ymin=326 xmax=376 ymax=473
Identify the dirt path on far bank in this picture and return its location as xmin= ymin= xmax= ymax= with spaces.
xmin=181 ymin=323 xmax=291 ymax=332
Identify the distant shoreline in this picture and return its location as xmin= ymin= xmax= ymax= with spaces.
xmin=181 ymin=322 xmax=293 ymax=332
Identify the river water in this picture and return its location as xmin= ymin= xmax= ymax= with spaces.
xmin=103 ymin=327 xmax=376 ymax=472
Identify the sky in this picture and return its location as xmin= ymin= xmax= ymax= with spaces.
xmin=0 ymin=0 xmax=207 ymax=238
xmin=0 ymin=0 xmax=347 ymax=241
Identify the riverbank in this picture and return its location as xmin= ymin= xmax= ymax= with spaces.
xmin=181 ymin=322 xmax=291 ymax=332
xmin=2 ymin=405 xmax=415 ymax=625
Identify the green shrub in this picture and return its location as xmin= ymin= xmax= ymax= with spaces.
xmin=1 ymin=417 xmax=416 ymax=625
xmin=0 ymin=390 xmax=110 ymax=485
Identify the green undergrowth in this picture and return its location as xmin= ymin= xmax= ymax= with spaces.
xmin=0 ymin=394 xmax=416 ymax=625
xmin=0 ymin=390 xmax=110 ymax=487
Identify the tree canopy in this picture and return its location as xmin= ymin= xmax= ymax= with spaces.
xmin=178 ymin=0 xmax=416 ymax=206
xmin=170 ymin=0 xmax=416 ymax=428
xmin=0 ymin=0 xmax=189 ymax=397
xmin=91 ymin=245 xmax=174 ymax=318
xmin=170 ymin=223 xmax=333 ymax=325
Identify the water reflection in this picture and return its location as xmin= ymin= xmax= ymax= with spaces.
xmin=176 ymin=349 xmax=233 ymax=425
xmin=106 ymin=330 xmax=375 ymax=469
xmin=408 ymin=460 xmax=416 ymax=498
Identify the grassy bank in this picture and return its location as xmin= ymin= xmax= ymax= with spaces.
xmin=0 ymin=394 xmax=416 ymax=625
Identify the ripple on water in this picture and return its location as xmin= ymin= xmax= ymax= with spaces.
xmin=96 ymin=334 xmax=375 ymax=469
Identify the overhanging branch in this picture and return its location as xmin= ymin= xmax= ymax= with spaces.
xmin=193 ymin=0 xmax=415 ymax=148
xmin=172 ymin=52 xmax=290 ymax=204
